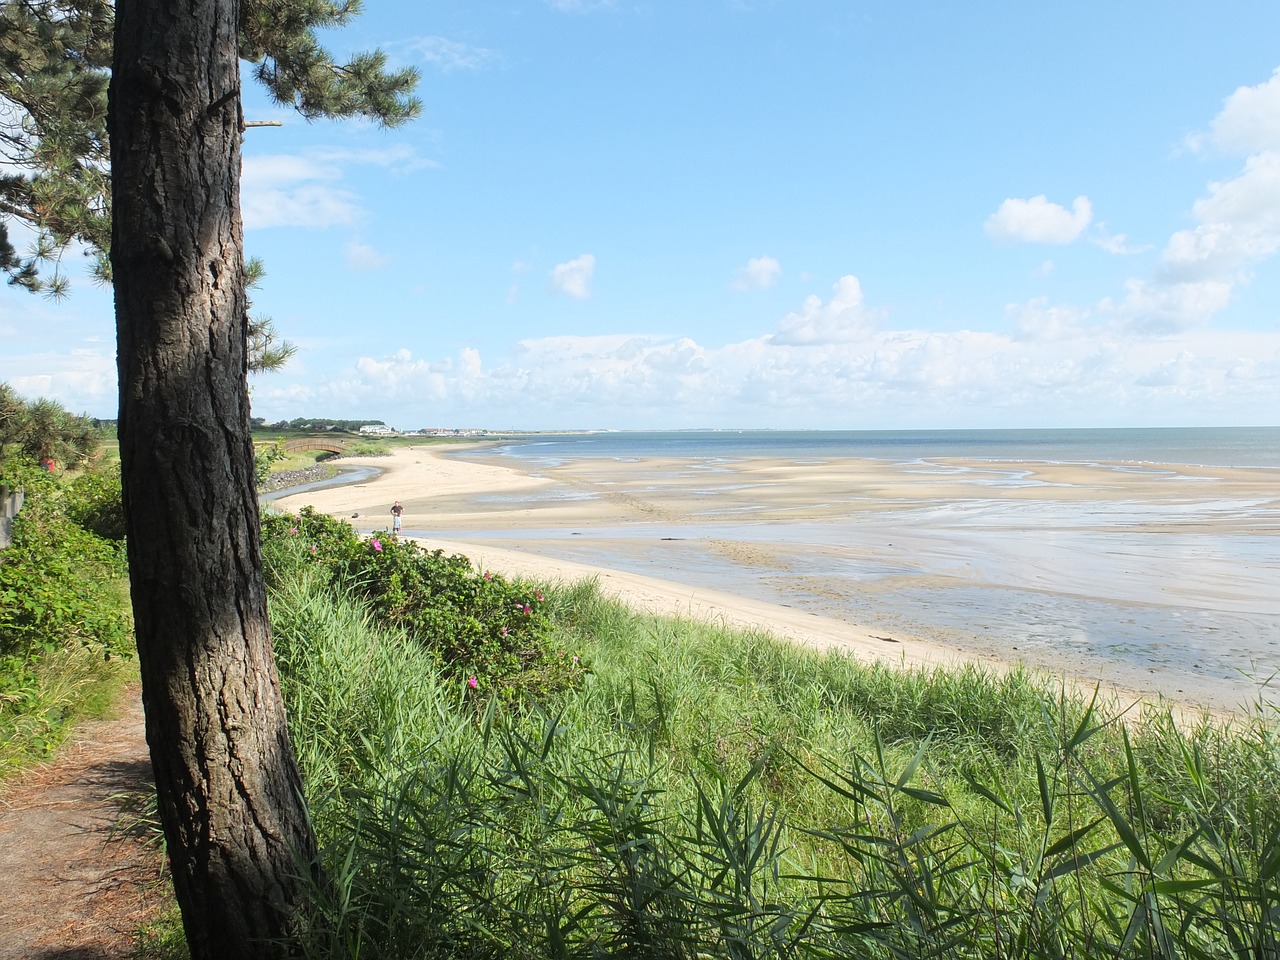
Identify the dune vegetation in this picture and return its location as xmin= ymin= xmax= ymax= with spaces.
xmin=261 ymin=509 xmax=1280 ymax=960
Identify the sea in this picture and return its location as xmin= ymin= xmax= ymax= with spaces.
xmin=442 ymin=426 xmax=1280 ymax=712
xmin=465 ymin=425 xmax=1280 ymax=470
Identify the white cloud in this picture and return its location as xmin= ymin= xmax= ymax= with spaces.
xmin=0 ymin=347 xmax=115 ymax=414
xmin=1009 ymin=270 xmax=1235 ymax=340
xmin=1161 ymin=151 xmax=1280 ymax=279
xmin=345 ymin=241 xmax=391 ymax=272
xmin=1206 ymin=66 xmax=1280 ymax=155
xmin=1093 ymin=229 xmax=1151 ymax=255
xmin=1010 ymin=297 xmax=1087 ymax=341
xmin=1024 ymin=67 xmax=1280 ymax=336
xmin=311 ymin=145 xmax=438 ymax=174
xmin=1163 ymin=69 xmax=1280 ymax=283
xmin=242 ymin=184 xmax=363 ymax=229
xmin=771 ymin=275 xmax=875 ymax=345
xmin=732 ymin=255 xmax=781 ymax=290
xmin=398 ymin=36 xmax=498 ymax=72
xmin=1102 ymin=278 xmax=1234 ymax=334
xmin=550 ymin=254 xmax=596 ymax=300
xmin=985 ymin=195 xmax=1093 ymax=244
xmin=241 ymin=147 xmax=433 ymax=230
xmin=241 ymin=155 xmax=337 ymax=187
xmin=242 ymin=154 xmax=360 ymax=229
xmin=254 ymin=322 xmax=1280 ymax=431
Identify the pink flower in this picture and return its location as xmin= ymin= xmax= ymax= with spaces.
xmin=535 ymin=591 xmax=544 ymax=602
xmin=500 ymin=626 xmax=509 ymax=637
xmin=309 ymin=545 xmax=317 ymax=554
xmin=371 ymin=539 xmax=383 ymax=552
xmin=288 ymin=527 xmax=298 ymax=534
xmin=483 ymin=571 xmax=492 ymax=581
xmin=467 ymin=675 xmax=478 ymax=689
xmin=572 ymin=655 xmax=579 ymax=664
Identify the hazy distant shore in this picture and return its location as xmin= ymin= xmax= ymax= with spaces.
xmin=269 ymin=443 xmax=1280 ymax=714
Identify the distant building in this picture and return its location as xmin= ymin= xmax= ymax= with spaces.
xmin=358 ymin=424 xmax=396 ymax=435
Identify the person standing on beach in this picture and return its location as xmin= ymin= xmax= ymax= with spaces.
xmin=390 ymin=501 xmax=403 ymax=538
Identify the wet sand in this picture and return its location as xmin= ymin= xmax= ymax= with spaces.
xmin=271 ymin=445 xmax=1280 ymax=714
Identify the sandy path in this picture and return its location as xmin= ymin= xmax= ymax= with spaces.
xmin=0 ymin=686 xmax=167 ymax=960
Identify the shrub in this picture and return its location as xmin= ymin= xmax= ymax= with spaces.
xmin=0 ymin=466 xmax=131 ymax=662
xmin=262 ymin=507 xmax=578 ymax=699
xmin=65 ymin=462 xmax=126 ymax=541
xmin=255 ymin=438 xmax=287 ymax=486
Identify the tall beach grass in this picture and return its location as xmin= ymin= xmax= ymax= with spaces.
xmin=267 ymin=564 xmax=1280 ymax=960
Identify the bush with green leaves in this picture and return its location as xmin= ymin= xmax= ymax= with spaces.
xmin=255 ymin=438 xmax=287 ymax=485
xmin=0 ymin=465 xmax=131 ymax=662
xmin=65 ymin=462 xmax=125 ymax=541
xmin=262 ymin=506 xmax=573 ymax=698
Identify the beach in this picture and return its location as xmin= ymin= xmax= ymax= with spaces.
xmin=269 ymin=442 xmax=1280 ymax=714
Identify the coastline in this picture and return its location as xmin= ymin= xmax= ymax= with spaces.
xmin=269 ymin=444 xmax=1280 ymax=716
xmin=266 ymin=447 xmax=990 ymax=671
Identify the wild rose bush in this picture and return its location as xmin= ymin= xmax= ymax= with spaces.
xmin=262 ymin=507 xmax=576 ymax=698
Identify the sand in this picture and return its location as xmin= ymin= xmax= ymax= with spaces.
xmin=270 ymin=449 xmax=942 ymax=660
xmin=269 ymin=444 xmax=1280 ymax=715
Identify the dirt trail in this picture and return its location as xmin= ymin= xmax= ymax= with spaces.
xmin=0 ymin=685 xmax=172 ymax=960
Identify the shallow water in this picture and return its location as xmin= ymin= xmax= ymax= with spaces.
xmin=259 ymin=465 xmax=381 ymax=502
xmin=439 ymin=437 xmax=1280 ymax=712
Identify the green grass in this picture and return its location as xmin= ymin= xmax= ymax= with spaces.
xmin=268 ymin=567 xmax=1280 ymax=960
xmin=268 ymin=450 xmax=341 ymax=474
xmin=0 ymin=646 xmax=131 ymax=785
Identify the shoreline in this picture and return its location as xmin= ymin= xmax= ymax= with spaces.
xmin=268 ymin=444 xmax=1280 ymax=717
xmin=265 ymin=448 xmax=991 ymax=672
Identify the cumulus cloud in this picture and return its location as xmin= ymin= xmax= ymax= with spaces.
xmin=1010 ymin=297 xmax=1087 ymax=341
xmin=1161 ymin=151 xmax=1280 ymax=279
xmin=985 ymin=195 xmax=1093 ymax=244
xmin=241 ymin=155 xmax=358 ymax=228
xmin=241 ymin=146 xmax=432 ymax=230
xmin=1205 ymin=66 xmax=1280 ymax=155
xmin=732 ymin=255 xmax=781 ymax=290
xmin=1165 ymin=70 xmax=1280 ymax=282
xmin=771 ymin=276 xmax=876 ymax=345
xmin=345 ymin=241 xmax=391 ymax=272
xmin=0 ymin=347 xmax=116 ymax=415
xmin=1023 ymin=68 xmax=1280 ymax=335
xmin=550 ymin=254 xmax=596 ymax=299
xmin=251 ymin=321 xmax=1280 ymax=431
xmin=1102 ymin=278 xmax=1234 ymax=334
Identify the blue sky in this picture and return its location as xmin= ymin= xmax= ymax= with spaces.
xmin=4 ymin=0 xmax=1280 ymax=430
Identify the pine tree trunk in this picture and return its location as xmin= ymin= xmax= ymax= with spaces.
xmin=108 ymin=2 xmax=318 ymax=957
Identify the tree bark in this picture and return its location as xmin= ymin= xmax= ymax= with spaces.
xmin=108 ymin=2 xmax=318 ymax=957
